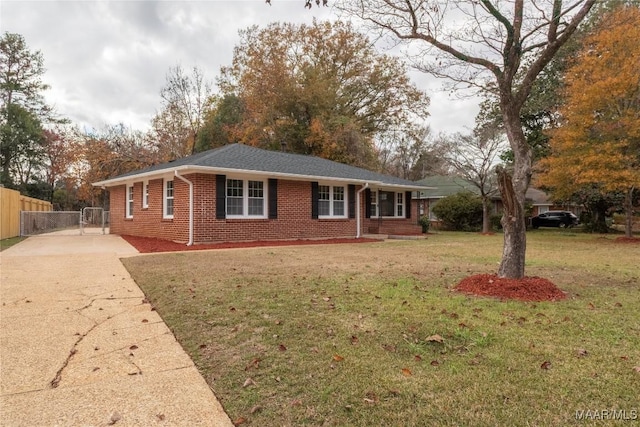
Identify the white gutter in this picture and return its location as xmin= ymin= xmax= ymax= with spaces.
xmin=356 ymin=183 xmax=370 ymax=238
xmin=174 ymin=171 xmax=194 ymax=246
xmin=92 ymin=165 xmax=432 ymax=191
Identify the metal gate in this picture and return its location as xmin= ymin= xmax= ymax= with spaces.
xmin=20 ymin=209 xmax=110 ymax=236
xmin=81 ymin=207 xmax=109 ymax=235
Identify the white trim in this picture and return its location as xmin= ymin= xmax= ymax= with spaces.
xmin=317 ymin=183 xmax=347 ymax=219
xmin=163 ymin=179 xmax=174 ymax=219
xmin=142 ymin=180 xmax=149 ymax=208
xmin=125 ymin=184 xmax=134 ymax=218
xmin=225 ymin=177 xmax=268 ymax=219
xmin=93 ymin=165 xmax=430 ymax=191
xmin=174 ymin=171 xmax=193 ymax=246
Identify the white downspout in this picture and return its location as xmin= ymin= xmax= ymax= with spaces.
xmin=174 ymin=171 xmax=194 ymax=246
xmin=356 ymin=183 xmax=369 ymax=238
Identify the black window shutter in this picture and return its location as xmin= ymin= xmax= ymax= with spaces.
xmin=268 ymin=178 xmax=278 ymax=219
xmin=405 ymin=191 xmax=412 ymax=219
xmin=348 ymin=184 xmax=356 ymax=219
xmin=216 ymin=174 xmax=226 ymax=219
xmin=311 ymin=182 xmax=319 ymax=219
xmin=364 ymin=189 xmax=371 ymax=218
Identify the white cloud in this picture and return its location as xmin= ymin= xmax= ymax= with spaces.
xmin=1 ymin=0 xmax=478 ymax=134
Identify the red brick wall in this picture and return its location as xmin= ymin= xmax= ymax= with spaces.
xmin=109 ymin=178 xmax=188 ymax=242
xmin=109 ymin=174 xmax=422 ymax=243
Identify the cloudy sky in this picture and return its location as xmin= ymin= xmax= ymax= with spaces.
xmin=2 ymin=0 xmax=480 ymax=135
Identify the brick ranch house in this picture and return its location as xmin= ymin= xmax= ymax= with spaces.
xmin=94 ymin=144 xmax=430 ymax=245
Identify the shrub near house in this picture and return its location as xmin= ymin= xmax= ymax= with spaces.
xmin=431 ymin=191 xmax=483 ymax=231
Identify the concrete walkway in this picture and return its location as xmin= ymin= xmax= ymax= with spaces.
xmin=0 ymin=235 xmax=233 ymax=426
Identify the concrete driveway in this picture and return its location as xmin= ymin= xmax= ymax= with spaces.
xmin=0 ymin=235 xmax=233 ymax=426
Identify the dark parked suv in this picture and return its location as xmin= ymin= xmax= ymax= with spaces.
xmin=531 ymin=211 xmax=579 ymax=229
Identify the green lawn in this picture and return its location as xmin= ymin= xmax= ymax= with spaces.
xmin=0 ymin=236 xmax=25 ymax=251
xmin=122 ymin=231 xmax=640 ymax=426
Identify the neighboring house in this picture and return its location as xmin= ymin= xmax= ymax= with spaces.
xmin=93 ymin=144 xmax=429 ymax=244
xmin=414 ymin=175 xmax=576 ymax=223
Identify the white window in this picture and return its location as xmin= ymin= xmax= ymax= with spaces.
xmin=539 ymin=205 xmax=549 ymax=214
xmin=164 ymin=180 xmax=174 ymax=218
xmin=370 ymin=191 xmax=378 ymax=217
xmin=318 ymin=185 xmax=346 ymax=218
xmin=374 ymin=190 xmax=404 ymax=218
xmin=126 ymin=184 xmax=134 ymax=218
xmin=226 ymin=179 xmax=266 ymax=218
xmin=396 ymin=192 xmax=404 ymax=217
xmin=142 ymin=181 xmax=149 ymax=208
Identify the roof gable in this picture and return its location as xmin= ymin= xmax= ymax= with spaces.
xmin=93 ymin=143 xmax=426 ymax=189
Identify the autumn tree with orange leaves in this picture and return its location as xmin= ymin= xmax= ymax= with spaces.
xmin=217 ymin=20 xmax=429 ymax=170
xmin=537 ymin=5 xmax=640 ymax=238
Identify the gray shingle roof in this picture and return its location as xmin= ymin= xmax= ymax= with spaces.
xmin=415 ymin=175 xmax=480 ymax=198
xmin=415 ymin=174 xmax=552 ymax=205
xmin=94 ymin=143 xmax=426 ymax=189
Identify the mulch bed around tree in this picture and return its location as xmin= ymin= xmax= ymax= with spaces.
xmin=121 ymin=234 xmax=383 ymax=254
xmin=455 ymin=274 xmax=567 ymax=302
xmin=615 ymin=236 xmax=640 ymax=244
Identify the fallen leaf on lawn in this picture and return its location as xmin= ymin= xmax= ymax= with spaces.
xmin=141 ymin=319 xmax=148 ymax=323
xmin=577 ymin=349 xmax=588 ymax=357
xmin=363 ymin=398 xmax=376 ymax=404
xmin=621 ymin=355 xmax=629 ymax=360
xmin=279 ymin=344 xmax=287 ymax=351
xmin=242 ymin=378 xmax=255 ymax=388
xmin=275 ymin=376 xmax=281 ymax=382
xmin=245 ymin=358 xmax=261 ymax=370
xmin=401 ymin=368 xmax=412 ymax=376
xmin=350 ymin=335 xmax=359 ymax=345
xmin=233 ymin=416 xmax=247 ymax=425
xmin=229 ymin=307 xmax=236 ymax=312
xmin=333 ymin=354 xmax=344 ymax=362
xmin=540 ymin=361 xmax=552 ymax=370
xmin=414 ymin=355 xmax=422 ymax=362
xmin=156 ymin=414 xmax=165 ymax=421
xmin=430 ymin=360 xmax=440 ymax=366
xmin=250 ymin=405 xmax=262 ymax=414
xmin=426 ymin=334 xmax=444 ymax=343
xmin=199 ymin=344 xmax=207 ymax=349
xmin=92 ymin=367 xmax=100 ymax=372
xmin=129 ymin=345 xmax=138 ymax=350
xmin=275 ymin=320 xmax=282 ymax=325
xmin=383 ymin=344 xmax=397 ymax=352
xmin=633 ymin=366 xmax=640 ymax=374
xmin=323 ymin=297 xmax=331 ymax=302
xmin=614 ymin=302 xmax=622 ymax=307
xmin=588 ymin=302 xmax=595 ymax=310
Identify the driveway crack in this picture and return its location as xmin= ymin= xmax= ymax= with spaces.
xmin=49 ymin=322 xmax=98 ymax=388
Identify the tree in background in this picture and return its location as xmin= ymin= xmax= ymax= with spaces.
xmin=443 ymin=128 xmax=507 ymax=234
xmin=195 ymin=94 xmax=245 ymax=152
xmin=0 ymin=32 xmax=50 ymax=191
xmin=338 ymin=0 xmax=596 ymax=278
xmin=151 ymin=65 xmax=213 ymax=160
xmin=537 ymin=5 xmax=640 ymax=238
xmin=77 ymin=125 xmax=157 ymax=207
xmin=218 ymin=20 xmax=429 ymax=169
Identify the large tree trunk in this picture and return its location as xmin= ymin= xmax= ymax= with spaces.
xmin=481 ymin=196 xmax=491 ymax=234
xmin=497 ymin=103 xmax=532 ymax=279
xmin=624 ymin=187 xmax=634 ymax=238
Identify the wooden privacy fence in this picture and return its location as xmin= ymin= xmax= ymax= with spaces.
xmin=0 ymin=187 xmax=52 ymax=240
